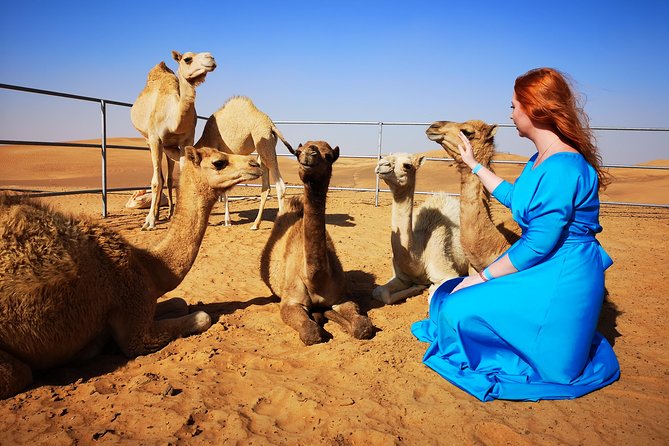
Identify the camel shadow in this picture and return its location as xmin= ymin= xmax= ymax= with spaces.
xmin=598 ymin=290 xmax=622 ymax=346
xmin=345 ymin=269 xmax=385 ymax=313
xmin=220 ymin=207 xmax=355 ymax=228
xmin=189 ymin=295 xmax=280 ymax=324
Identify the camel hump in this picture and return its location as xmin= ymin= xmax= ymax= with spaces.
xmin=146 ymin=61 xmax=176 ymax=83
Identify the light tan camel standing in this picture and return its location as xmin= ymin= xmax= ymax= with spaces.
xmin=131 ymin=50 xmax=217 ymax=230
xmin=0 ymin=147 xmax=261 ymax=399
xmin=260 ymin=141 xmax=375 ymax=345
xmin=195 ymin=96 xmax=294 ymax=230
xmin=426 ymin=120 xmax=520 ymax=271
xmin=373 ymin=153 xmax=469 ymax=305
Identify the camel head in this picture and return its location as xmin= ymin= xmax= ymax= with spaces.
xmin=426 ymin=120 xmax=498 ymax=166
xmin=375 ymin=153 xmax=425 ymax=191
xmin=184 ymin=146 xmax=262 ymax=192
xmin=172 ymin=51 xmax=217 ymax=86
xmin=295 ymin=141 xmax=340 ymax=183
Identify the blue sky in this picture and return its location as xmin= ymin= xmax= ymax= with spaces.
xmin=1 ymin=0 xmax=668 ymax=164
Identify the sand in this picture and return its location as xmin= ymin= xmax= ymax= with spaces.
xmin=0 ymin=140 xmax=668 ymax=445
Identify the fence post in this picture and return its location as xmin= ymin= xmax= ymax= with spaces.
xmin=100 ymin=100 xmax=108 ymax=217
xmin=375 ymin=122 xmax=383 ymax=206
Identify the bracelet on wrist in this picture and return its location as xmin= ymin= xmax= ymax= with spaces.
xmin=472 ymin=163 xmax=483 ymax=174
xmin=478 ymin=270 xmax=488 ymax=282
xmin=482 ymin=267 xmax=494 ymax=281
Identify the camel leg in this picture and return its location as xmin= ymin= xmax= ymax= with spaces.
xmin=251 ymin=161 xmax=270 ymax=231
xmin=223 ymin=190 xmax=232 ymax=227
xmin=372 ymin=276 xmax=425 ymax=305
xmin=111 ymin=308 xmax=212 ymax=357
xmin=143 ymin=137 xmax=163 ymax=230
xmin=256 ymin=135 xmax=285 ymax=220
xmin=280 ymin=303 xmax=326 ymax=346
xmin=324 ymin=301 xmax=375 ymax=340
xmin=0 ymin=349 xmax=33 ymax=399
xmin=165 ymin=156 xmax=175 ymax=220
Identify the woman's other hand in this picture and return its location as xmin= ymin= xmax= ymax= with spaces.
xmin=452 ymin=273 xmax=485 ymax=293
xmin=458 ymin=131 xmax=478 ymax=169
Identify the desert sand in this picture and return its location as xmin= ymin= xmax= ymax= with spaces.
xmin=0 ymin=139 xmax=667 ymax=445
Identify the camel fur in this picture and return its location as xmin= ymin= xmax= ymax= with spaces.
xmin=260 ymin=141 xmax=374 ymax=345
xmin=196 ymin=96 xmax=294 ymax=230
xmin=373 ymin=153 xmax=469 ymax=304
xmin=426 ymin=120 xmax=520 ymax=271
xmin=0 ymin=147 xmax=261 ymax=399
xmin=131 ymin=50 xmax=217 ymax=230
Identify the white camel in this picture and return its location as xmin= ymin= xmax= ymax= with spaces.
xmin=373 ymin=153 xmax=469 ymax=305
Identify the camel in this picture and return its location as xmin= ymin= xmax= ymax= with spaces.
xmin=195 ymin=96 xmax=294 ymax=230
xmin=130 ymin=50 xmax=217 ymax=230
xmin=0 ymin=146 xmax=262 ymax=399
xmin=425 ymin=120 xmax=520 ymax=271
xmin=260 ymin=141 xmax=374 ymax=345
xmin=373 ymin=153 xmax=469 ymax=305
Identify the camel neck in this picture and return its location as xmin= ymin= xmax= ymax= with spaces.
xmin=389 ymin=186 xmax=415 ymax=255
xmin=302 ymin=179 xmax=330 ymax=274
xmin=459 ymin=164 xmax=507 ymax=271
xmin=144 ymin=167 xmax=215 ymax=294
xmin=173 ymin=75 xmax=197 ymax=134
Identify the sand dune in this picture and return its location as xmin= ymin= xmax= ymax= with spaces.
xmin=0 ymin=140 xmax=668 ymax=445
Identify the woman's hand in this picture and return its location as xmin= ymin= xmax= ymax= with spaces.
xmin=457 ymin=131 xmax=478 ymax=169
xmin=451 ymin=273 xmax=485 ymax=293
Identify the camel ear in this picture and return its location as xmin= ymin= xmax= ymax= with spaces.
xmin=332 ymin=146 xmax=340 ymax=163
xmin=186 ymin=146 xmax=202 ymax=166
xmin=489 ymin=124 xmax=498 ymax=137
xmin=415 ymin=155 xmax=426 ymax=167
xmin=172 ymin=50 xmax=182 ymax=62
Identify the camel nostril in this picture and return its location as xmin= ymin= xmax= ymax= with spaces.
xmin=250 ymin=161 xmax=260 ymax=168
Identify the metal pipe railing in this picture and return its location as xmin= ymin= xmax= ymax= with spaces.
xmin=2 ymin=83 xmax=668 ymax=212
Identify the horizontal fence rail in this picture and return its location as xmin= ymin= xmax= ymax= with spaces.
xmin=1 ymin=83 xmax=668 ymax=215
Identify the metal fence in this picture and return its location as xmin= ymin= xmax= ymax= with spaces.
xmin=1 ymin=83 xmax=668 ymax=217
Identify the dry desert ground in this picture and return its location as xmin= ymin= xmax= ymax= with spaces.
xmin=0 ymin=139 xmax=667 ymax=445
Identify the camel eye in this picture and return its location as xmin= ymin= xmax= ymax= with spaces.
xmin=403 ymin=163 xmax=413 ymax=170
xmin=184 ymin=57 xmax=193 ymax=64
xmin=212 ymin=159 xmax=228 ymax=170
xmin=461 ymin=129 xmax=474 ymax=138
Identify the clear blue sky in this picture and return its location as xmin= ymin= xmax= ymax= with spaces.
xmin=1 ymin=0 xmax=668 ymax=164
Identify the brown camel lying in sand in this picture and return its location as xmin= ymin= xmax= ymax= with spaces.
xmin=260 ymin=141 xmax=375 ymax=345
xmin=0 ymin=147 xmax=261 ymax=399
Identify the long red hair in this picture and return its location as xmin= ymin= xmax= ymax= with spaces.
xmin=514 ymin=68 xmax=610 ymax=190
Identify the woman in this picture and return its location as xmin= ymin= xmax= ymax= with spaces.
xmin=411 ymin=68 xmax=620 ymax=401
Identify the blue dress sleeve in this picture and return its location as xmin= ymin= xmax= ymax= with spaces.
xmin=505 ymin=169 xmax=578 ymax=271
xmin=492 ymin=180 xmax=514 ymax=208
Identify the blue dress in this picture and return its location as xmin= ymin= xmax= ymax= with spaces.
xmin=412 ymin=152 xmax=620 ymax=401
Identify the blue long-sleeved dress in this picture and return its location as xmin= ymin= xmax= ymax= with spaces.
xmin=411 ymin=152 xmax=620 ymax=401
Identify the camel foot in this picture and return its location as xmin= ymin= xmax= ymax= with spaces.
xmin=185 ymin=311 xmax=212 ymax=335
xmin=298 ymin=320 xmax=326 ymax=346
xmin=0 ymin=350 xmax=33 ymax=400
xmin=350 ymin=315 xmax=375 ymax=340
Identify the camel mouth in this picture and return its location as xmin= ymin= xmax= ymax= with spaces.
xmin=426 ymin=132 xmax=444 ymax=142
xmin=375 ymin=165 xmax=393 ymax=176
